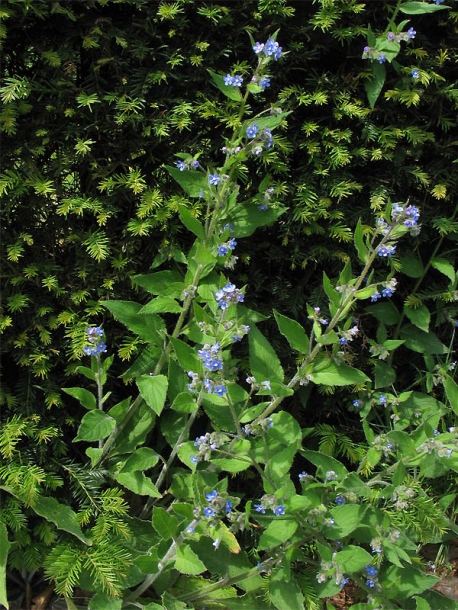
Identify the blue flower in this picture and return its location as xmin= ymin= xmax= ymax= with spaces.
xmin=192 ymin=160 xmax=200 ymax=168
xmin=232 ymin=75 xmax=243 ymax=87
xmin=190 ymin=455 xmax=199 ymax=464
xmin=435 ymin=0 xmax=444 ymax=4
xmin=407 ymin=27 xmax=416 ymax=39
xmin=209 ymin=174 xmax=221 ymax=185
xmin=298 ymin=471 xmax=309 ymax=482
xmin=335 ymin=495 xmax=346 ymax=505
xmin=223 ymin=74 xmax=233 ymax=85
xmin=353 ymin=399 xmax=361 ymax=408
xmin=203 ymin=507 xmax=215 ymax=518
xmin=218 ymin=245 xmax=229 ymax=256
xmin=378 ymin=53 xmax=387 ymax=63
xmin=253 ymin=42 xmax=264 ymax=54
xmin=254 ymin=504 xmax=265 ymax=513
xmin=274 ymin=505 xmax=285 ymax=516
xmin=259 ymin=78 xmax=271 ymax=90
xmin=225 ymin=500 xmax=233 ymax=514
xmin=340 ymin=577 xmax=350 ymax=588
xmin=206 ymin=490 xmax=218 ymax=502
xmin=366 ymin=579 xmax=376 ymax=588
xmin=377 ymin=244 xmax=396 ymax=257
xmin=176 ymin=160 xmax=185 ymax=171
xmin=246 ymin=123 xmax=259 ymax=139
xmin=228 ymin=238 xmax=237 ymax=249
xmin=214 ymin=385 xmax=228 ymax=397
xmin=371 ymin=291 xmax=381 ymax=302
xmin=364 ymin=565 xmax=378 ymax=577
xmin=382 ymin=287 xmax=394 ymax=297
xmin=339 ymin=337 xmax=348 ymax=346
xmin=379 ymin=394 xmax=387 ymax=405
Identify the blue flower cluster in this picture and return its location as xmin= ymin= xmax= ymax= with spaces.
xmin=339 ymin=324 xmax=359 ymax=347
xmin=411 ymin=69 xmax=420 ymax=79
xmin=253 ymin=38 xmax=282 ymax=61
xmin=217 ymin=237 xmax=237 ymax=257
xmin=83 ymin=327 xmax=107 ymax=356
xmin=190 ymin=431 xmax=226 ymax=464
xmin=371 ymin=278 xmax=397 ymax=302
xmin=223 ymin=74 xmax=243 ymax=87
xmin=363 ymin=564 xmax=378 ymax=588
xmin=258 ymin=186 xmax=275 ymax=211
xmin=197 ymin=344 xmax=223 ymax=371
xmin=215 ymin=283 xmax=244 ymax=309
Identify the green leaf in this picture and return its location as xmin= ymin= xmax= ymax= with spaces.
xmin=265 ymin=445 xmax=298 ymax=482
xmin=165 ymin=165 xmax=209 ymax=198
xmin=274 ymin=310 xmax=309 ymax=353
xmin=269 ymin=411 xmax=302 ymax=446
xmin=139 ymin=297 xmax=183 ymax=314
xmin=249 ymin=324 xmax=284 ymax=383
xmin=102 ymin=301 xmax=164 ymax=343
xmin=115 ymin=471 xmax=161 ymax=497
xmin=132 ymin=270 xmax=184 ymax=297
xmin=310 ymin=359 xmax=370 ymax=386
xmin=366 ymin=301 xmax=400 ymax=324
xmin=401 ymin=255 xmax=424 ymax=278
xmin=119 ymin=447 xmax=160 ymax=472
xmin=152 ymin=506 xmax=178 ymax=540
xmin=211 ymin=457 xmax=251 ymax=473
xmin=431 ymin=257 xmax=455 ymax=283
xmin=74 ymin=410 xmax=116 ymax=442
xmin=258 ymin=519 xmax=298 ymax=551
xmin=374 ymin=360 xmax=396 ymax=389
xmin=137 ymin=374 xmax=168 ymax=415
xmin=365 ymin=61 xmax=386 ymax=109
xmin=230 ymin=204 xmax=285 ymax=238
xmin=63 ymin=387 xmax=96 ymax=410
xmin=171 ymin=392 xmax=198 ymax=413
xmin=178 ymin=203 xmax=205 ymax=239
xmin=175 ymin=545 xmax=207 ymax=575
xmin=354 ymin=219 xmax=368 ymax=264
xmin=334 ymin=546 xmax=372 ymax=573
xmin=403 ymin=303 xmax=430 ymax=332
xmin=208 ymin=69 xmax=242 ymax=101
xmin=443 ymin=375 xmax=458 ymax=415
xmin=400 ymin=324 xmax=446 ymax=355
xmin=170 ymin=336 xmax=201 ymax=373
xmin=327 ymin=505 xmax=367 ymax=539
xmin=88 ymin=592 xmax=122 ymax=610
xmin=400 ymin=1 xmax=449 ymax=13
xmin=414 ymin=597 xmax=431 ymax=610
xmin=269 ymin=569 xmax=304 ymax=610
xmin=108 ymin=402 xmax=156 ymax=456
xmin=323 ymin=272 xmax=340 ymax=309
xmin=33 ymin=496 xmax=92 ymax=544
xmin=301 ymin=450 xmax=348 ymax=479
xmin=0 ymin=521 xmax=10 ymax=609
xmin=383 ymin=565 xmax=438 ymax=599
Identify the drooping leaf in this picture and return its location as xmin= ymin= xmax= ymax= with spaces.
xmin=400 ymin=1 xmax=449 ymax=14
xmin=115 ymin=471 xmax=161 ymax=497
xmin=403 ymin=303 xmax=430 ymax=332
xmin=334 ymin=546 xmax=373 ymax=573
xmin=33 ymin=496 xmax=92 ymax=544
xmin=249 ymin=324 xmax=284 ymax=383
xmin=0 ymin=520 xmax=10 ymax=609
xmin=165 ymin=166 xmax=209 ymax=198
xmin=365 ymin=61 xmax=386 ymax=109
xmin=273 ymin=310 xmax=309 ymax=354
xmin=63 ymin=387 xmax=96 ymax=410
xmin=310 ymin=359 xmax=370 ymax=386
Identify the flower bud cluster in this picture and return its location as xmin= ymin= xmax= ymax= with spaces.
xmin=418 ymin=436 xmax=453 ymax=458
xmin=83 ymin=327 xmax=107 ymax=356
xmin=190 ymin=431 xmax=228 ymax=464
xmin=339 ymin=324 xmax=359 ymax=346
xmin=371 ymin=278 xmax=397 ymax=302
xmin=254 ymin=494 xmax=285 ymax=516
xmin=258 ymin=187 xmax=275 ymax=211
xmin=215 ymin=283 xmax=244 ymax=309
xmin=373 ymin=435 xmax=394 ymax=456
xmin=391 ymin=485 xmax=415 ymax=511
xmin=391 ymin=203 xmax=421 ymax=235
xmin=316 ymin=554 xmax=349 ymax=588
xmin=246 ymin=122 xmax=274 ymax=156
xmin=310 ymin=306 xmax=329 ymax=326
xmin=246 ymin=377 xmax=271 ymax=392
xmin=176 ymin=158 xmax=200 ymax=171
xmin=242 ymin=417 xmax=273 ymax=436
xmin=387 ymin=28 xmax=416 ymax=43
